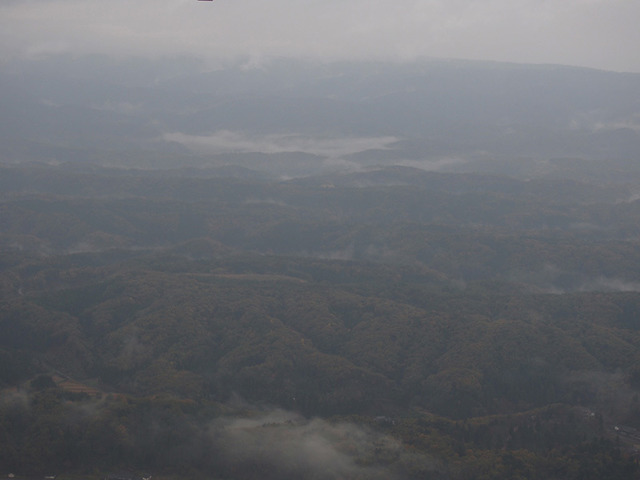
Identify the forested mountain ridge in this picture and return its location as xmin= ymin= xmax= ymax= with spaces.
xmin=2 ymin=162 xmax=640 ymax=479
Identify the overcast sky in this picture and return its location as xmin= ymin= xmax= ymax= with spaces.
xmin=1 ymin=0 xmax=640 ymax=72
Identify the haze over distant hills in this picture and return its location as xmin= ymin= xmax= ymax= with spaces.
xmin=2 ymin=56 xmax=640 ymax=179
xmin=3 ymin=56 xmax=640 ymax=479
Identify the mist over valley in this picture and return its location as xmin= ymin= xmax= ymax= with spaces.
xmin=2 ymin=56 xmax=640 ymax=479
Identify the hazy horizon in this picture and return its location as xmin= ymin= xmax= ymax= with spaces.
xmin=1 ymin=0 xmax=640 ymax=74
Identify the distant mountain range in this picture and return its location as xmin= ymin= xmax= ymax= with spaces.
xmin=2 ymin=56 xmax=639 ymax=177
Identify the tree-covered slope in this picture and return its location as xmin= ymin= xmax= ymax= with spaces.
xmin=2 ymin=163 xmax=640 ymax=479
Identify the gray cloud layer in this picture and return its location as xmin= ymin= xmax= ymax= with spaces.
xmin=1 ymin=0 xmax=640 ymax=72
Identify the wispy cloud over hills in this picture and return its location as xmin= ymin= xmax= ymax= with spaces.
xmin=163 ymin=131 xmax=400 ymax=158
xmin=210 ymin=408 xmax=442 ymax=480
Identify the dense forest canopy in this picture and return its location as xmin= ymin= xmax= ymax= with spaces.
xmin=2 ymin=58 xmax=640 ymax=479
xmin=2 ymin=159 xmax=640 ymax=479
